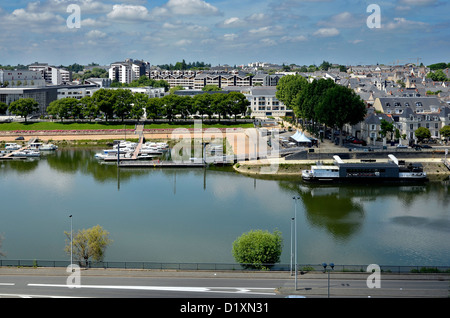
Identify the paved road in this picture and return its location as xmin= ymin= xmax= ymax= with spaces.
xmin=0 ymin=267 xmax=448 ymax=299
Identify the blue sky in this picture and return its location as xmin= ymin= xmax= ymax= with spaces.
xmin=0 ymin=0 xmax=448 ymax=67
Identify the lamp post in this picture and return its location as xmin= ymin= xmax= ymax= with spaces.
xmin=69 ymin=215 xmax=73 ymax=272
xmin=322 ymin=262 xmax=334 ymax=298
xmin=290 ymin=217 xmax=294 ymax=276
xmin=293 ymin=196 xmax=300 ymax=290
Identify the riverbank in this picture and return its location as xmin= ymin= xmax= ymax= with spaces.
xmin=233 ymin=158 xmax=450 ymax=181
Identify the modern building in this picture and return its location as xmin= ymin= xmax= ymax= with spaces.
xmin=109 ymin=59 xmax=150 ymax=84
xmin=28 ymin=63 xmax=72 ymax=85
xmin=0 ymin=70 xmax=46 ymax=88
xmin=0 ymin=87 xmax=58 ymax=115
xmin=227 ymin=86 xmax=290 ymax=118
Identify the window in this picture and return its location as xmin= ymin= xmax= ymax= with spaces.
xmin=394 ymin=102 xmax=401 ymax=107
xmin=385 ymin=102 xmax=391 ymax=107
xmin=416 ymin=102 xmax=423 ymax=107
xmin=435 ymin=123 xmax=439 ymax=129
xmin=410 ymin=124 xmax=413 ymax=130
xmin=405 ymin=102 xmax=410 ymax=107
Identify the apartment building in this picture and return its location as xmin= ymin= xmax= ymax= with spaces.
xmin=193 ymin=72 xmax=253 ymax=90
xmin=227 ymin=86 xmax=290 ymax=118
xmin=150 ymin=70 xmax=197 ymax=89
xmin=109 ymin=59 xmax=150 ymax=84
xmin=373 ymin=96 xmax=450 ymax=141
xmin=28 ymin=63 xmax=72 ymax=85
xmin=0 ymin=70 xmax=46 ymax=87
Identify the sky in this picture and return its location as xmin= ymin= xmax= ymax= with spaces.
xmin=0 ymin=0 xmax=448 ymax=68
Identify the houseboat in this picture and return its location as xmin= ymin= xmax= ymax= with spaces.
xmin=301 ymin=155 xmax=427 ymax=183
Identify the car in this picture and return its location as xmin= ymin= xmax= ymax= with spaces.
xmin=396 ymin=144 xmax=408 ymax=148
xmin=421 ymin=145 xmax=432 ymax=148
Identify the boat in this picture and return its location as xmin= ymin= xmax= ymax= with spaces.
xmin=29 ymin=142 xmax=58 ymax=151
xmin=12 ymin=150 xmax=41 ymax=157
xmin=5 ymin=143 xmax=22 ymax=151
xmin=301 ymin=155 xmax=427 ymax=183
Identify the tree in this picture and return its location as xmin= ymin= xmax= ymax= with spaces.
xmin=315 ymin=85 xmax=367 ymax=145
xmin=0 ymin=101 xmax=8 ymax=115
xmin=226 ymin=92 xmax=250 ymax=121
xmin=210 ymin=93 xmax=228 ymax=121
xmin=131 ymin=93 xmax=148 ymax=121
xmin=275 ymin=75 xmax=308 ymax=112
xmin=415 ymin=127 xmax=431 ymax=142
xmin=112 ymin=89 xmax=134 ymax=121
xmin=80 ymin=96 xmax=98 ymax=120
xmin=146 ymin=97 xmax=162 ymax=121
xmin=92 ymin=89 xmax=114 ymax=121
xmin=8 ymin=98 xmax=39 ymax=122
xmin=202 ymin=85 xmax=221 ymax=91
xmin=232 ymin=229 xmax=283 ymax=270
xmin=380 ymin=119 xmax=394 ymax=140
xmin=440 ymin=125 xmax=450 ymax=141
xmin=64 ymin=225 xmax=112 ymax=267
xmin=427 ymin=69 xmax=448 ymax=82
xmin=192 ymin=93 xmax=212 ymax=119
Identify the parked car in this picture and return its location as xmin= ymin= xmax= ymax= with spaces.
xmin=351 ymin=139 xmax=367 ymax=146
xmin=421 ymin=145 xmax=432 ymax=149
xmin=396 ymin=144 xmax=408 ymax=148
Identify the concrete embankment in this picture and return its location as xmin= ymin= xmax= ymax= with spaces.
xmin=233 ymin=157 xmax=450 ymax=181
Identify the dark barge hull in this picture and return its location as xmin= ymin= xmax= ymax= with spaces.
xmin=302 ymin=177 xmax=428 ymax=184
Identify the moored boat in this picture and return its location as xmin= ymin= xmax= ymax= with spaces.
xmin=301 ymin=155 xmax=427 ymax=183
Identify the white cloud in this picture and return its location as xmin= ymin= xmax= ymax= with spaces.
xmin=280 ymin=35 xmax=307 ymax=42
xmin=163 ymin=0 xmax=220 ymax=16
xmin=398 ymin=0 xmax=437 ymax=5
xmin=313 ymin=27 xmax=340 ymax=37
xmin=107 ymin=4 xmax=151 ymax=22
xmin=317 ymin=11 xmax=363 ymax=28
xmin=224 ymin=33 xmax=238 ymax=41
xmin=384 ymin=17 xmax=428 ymax=30
xmin=86 ymin=29 xmax=107 ymax=39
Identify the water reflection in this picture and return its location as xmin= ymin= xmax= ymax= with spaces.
xmin=0 ymin=149 xmax=449 ymax=265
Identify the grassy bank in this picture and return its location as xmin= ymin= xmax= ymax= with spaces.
xmin=0 ymin=121 xmax=253 ymax=131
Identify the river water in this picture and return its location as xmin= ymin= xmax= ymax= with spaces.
xmin=0 ymin=149 xmax=449 ymax=266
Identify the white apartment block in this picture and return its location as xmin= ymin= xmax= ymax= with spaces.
xmin=109 ymin=59 xmax=150 ymax=84
xmin=0 ymin=70 xmax=46 ymax=87
xmin=227 ymin=86 xmax=291 ymax=118
xmin=28 ymin=63 xmax=72 ymax=85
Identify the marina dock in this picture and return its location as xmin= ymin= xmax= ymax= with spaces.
xmin=118 ymin=160 xmax=206 ymax=168
xmin=0 ymin=138 xmax=38 ymax=160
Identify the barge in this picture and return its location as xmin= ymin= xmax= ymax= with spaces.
xmin=301 ymin=155 xmax=427 ymax=183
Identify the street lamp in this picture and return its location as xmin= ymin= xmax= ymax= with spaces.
xmin=290 ymin=217 xmax=294 ymax=276
xmin=322 ymin=262 xmax=334 ymax=298
xmin=69 ymin=215 xmax=73 ymax=272
xmin=292 ymin=196 xmax=300 ymax=290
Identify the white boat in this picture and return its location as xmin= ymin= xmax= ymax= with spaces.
xmin=29 ymin=142 xmax=58 ymax=151
xmin=302 ymin=155 xmax=427 ymax=183
xmin=5 ymin=143 xmax=22 ymax=151
xmin=13 ymin=150 xmax=41 ymax=157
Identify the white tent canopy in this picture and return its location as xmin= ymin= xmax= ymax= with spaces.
xmin=290 ymin=130 xmax=311 ymax=143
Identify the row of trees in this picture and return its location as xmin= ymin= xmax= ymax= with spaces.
xmin=276 ymin=75 xmax=367 ymax=144
xmin=46 ymin=89 xmax=250 ymax=122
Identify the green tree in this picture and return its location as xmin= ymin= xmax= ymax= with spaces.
xmin=232 ymin=229 xmax=283 ymax=270
xmin=226 ymin=92 xmax=250 ymax=121
xmin=210 ymin=93 xmax=228 ymax=121
xmin=192 ymin=93 xmax=212 ymax=119
xmin=415 ymin=126 xmax=431 ymax=142
xmin=380 ymin=119 xmax=394 ymax=140
xmin=8 ymin=98 xmax=39 ymax=122
xmin=64 ymin=225 xmax=112 ymax=267
xmin=160 ymin=94 xmax=180 ymax=121
xmin=440 ymin=125 xmax=450 ymax=140
xmin=131 ymin=93 xmax=148 ymax=121
xmin=315 ymin=85 xmax=367 ymax=145
xmin=80 ymin=96 xmax=98 ymax=120
xmin=112 ymin=89 xmax=134 ymax=121
xmin=202 ymin=85 xmax=222 ymax=91
xmin=92 ymin=89 xmax=115 ymax=121
xmin=146 ymin=97 xmax=162 ymax=121
xmin=427 ymin=69 xmax=448 ymax=82
xmin=276 ymin=75 xmax=308 ymax=111
xmin=0 ymin=101 xmax=8 ymax=115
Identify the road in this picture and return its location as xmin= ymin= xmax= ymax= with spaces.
xmin=0 ymin=267 xmax=448 ymax=299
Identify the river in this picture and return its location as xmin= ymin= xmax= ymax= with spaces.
xmin=0 ymin=149 xmax=449 ymax=266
